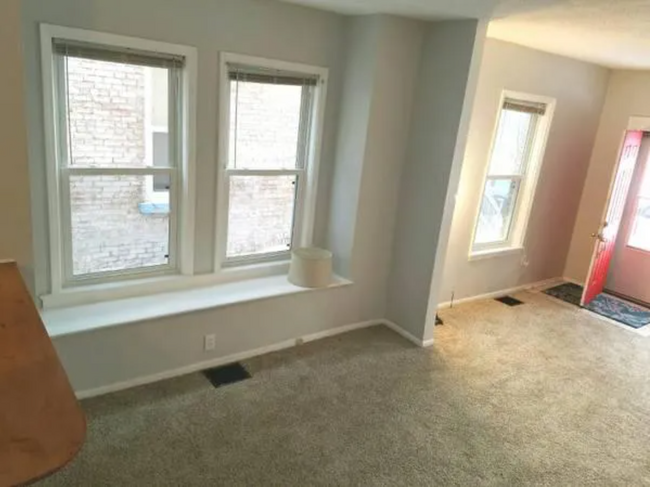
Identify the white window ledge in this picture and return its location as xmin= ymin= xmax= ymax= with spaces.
xmin=469 ymin=246 xmax=524 ymax=262
xmin=41 ymin=274 xmax=352 ymax=338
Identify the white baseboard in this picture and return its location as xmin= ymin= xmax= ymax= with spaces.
xmin=382 ymin=320 xmax=434 ymax=348
xmin=437 ymin=277 xmax=565 ymax=310
xmin=76 ymin=320 xmax=383 ymax=399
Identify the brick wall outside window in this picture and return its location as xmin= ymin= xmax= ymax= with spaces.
xmin=67 ymin=58 xmax=169 ymax=276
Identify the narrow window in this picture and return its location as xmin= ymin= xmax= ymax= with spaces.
xmin=472 ymin=96 xmax=552 ymax=253
xmin=219 ymin=60 xmax=324 ymax=265
xmin=51 ymin=39 xmax=185 ymax=283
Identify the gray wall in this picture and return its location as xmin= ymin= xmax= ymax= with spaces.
xmin=440 ymin=39 xmax=610 ymax=301
xmin=387 ymin=20 xmax=487 ymax=342
xmin=328 ymin=15 xmax=425 ymax=319
xmin=21 ymin=0 xmax=433 ymax=393
xmin=0 ymin=0 xmax=33 ymax=286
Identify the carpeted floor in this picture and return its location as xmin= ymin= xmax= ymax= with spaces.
xmin=39 ymin=290 xmax=650 ymax=486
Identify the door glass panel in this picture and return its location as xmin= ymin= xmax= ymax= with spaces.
xmin=629 ymin=197 xmax=650 ymax=251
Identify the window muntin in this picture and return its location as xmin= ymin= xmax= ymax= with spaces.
xmin=473 ymin=97 xmax=547 ymax=251
xmin=221 ymin=63 xmax=319 ymax=264
xmin=52 ymin=40 xmax=184 ymax=283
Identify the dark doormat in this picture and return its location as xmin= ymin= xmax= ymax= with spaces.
xmin=543 ymin=282 xmax=583 ymax=306
xmin=495 ymin=296 xmax=524 ymax=307
xmin=544 ymin=282 xmax=650 ymax=329
xmin=203 ymin=363 xmax=251 ymax=388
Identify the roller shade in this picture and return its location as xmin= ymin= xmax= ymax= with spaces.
xmin=228 ymin=63 xmax=319 ymax=87
xmin=53 ymin=38 xmax=185 ymax=69
xmin=503 ymin=98 xmax=547 ymax=116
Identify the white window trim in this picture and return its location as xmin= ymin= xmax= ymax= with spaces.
xmin=39 ymin=24 xmax=197 ymax=297
xmin=469 ymin=90 xmax=556 ymax=260
xmin=215 ymin=52 xmax=329 ymax=269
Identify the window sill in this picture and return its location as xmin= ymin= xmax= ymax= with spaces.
xmin=41 ymin=273 xmax=352 ymax=338
xmin=469 ymin=246 xmax=524 ymax=261
xmin=42 ymin=260 xmax=295 ymax=309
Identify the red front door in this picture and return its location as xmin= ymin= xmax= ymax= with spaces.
xmin=582 ymin=130 xmax=643 ymax=306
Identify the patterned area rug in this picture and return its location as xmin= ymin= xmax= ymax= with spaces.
xmin=544 ymin=283 xmax=650 ymax=329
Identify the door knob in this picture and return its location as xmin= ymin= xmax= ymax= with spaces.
xmin=591 ymin=232 xmax=605 ymax=242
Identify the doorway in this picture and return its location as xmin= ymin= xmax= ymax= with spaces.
xmin=579 ymin=128 xmax=650 ymax=329
xmin=545 ymin=127 xmax=650 ymax=330
xmin=606 ymin=134 xmax=650 ymax=306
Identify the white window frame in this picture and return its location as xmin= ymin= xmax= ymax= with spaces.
xmin=469 ymin=90 xmax=556 ymax=260
xmin=215 ymin=52 xmax=328 ymax=269
xmin=39 ymin=24 xmax=197 ymax=296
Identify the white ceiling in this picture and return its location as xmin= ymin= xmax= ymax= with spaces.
xmin=281 ymin=0 xmax=650 ymax=70
xmin=489 ymin=0 xmax=650 ymax=70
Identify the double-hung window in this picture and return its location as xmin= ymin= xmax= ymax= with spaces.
xmin=218 ymin=54 xmax=327 ymax=266
xmin=41 ymin=25 xmax=196 ymax=294
xmin=471 ymin=94 xmax=554 ymax=256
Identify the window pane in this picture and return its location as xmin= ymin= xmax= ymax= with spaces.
xmin=488 ymin=109 xmax=535 ymax=176
xmin=227 ymin=175 xmax=297 ymax=258
xmin=64 ymin=57 xmax=169 ymax=168
xmin=228 ymin=80 xmax=304 ymax=169
xmin=629 ymin=197 xmax=650 ymax=251
xmin=152 ymin=131 xmax=170 ymax=192
xmin=475 ymin=178 xmax=520 ymax=245
xmin=70 ymin=175 xmax=170 ymax=276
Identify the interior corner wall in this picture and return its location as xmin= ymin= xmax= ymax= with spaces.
xmin=326 ymin=16 xmax=382 ymax=279
xmin=564 ymin=70 xmax=650 ymax=283
xmin=0 ymin=0 xmax=34 ymax=289
xmin=328 ymin=15 xmax=425 ymax=319
xmin=440 ymin=39 xmax=610 ymax=302
xmin=387 ymin=19 xmax=486 ymax=342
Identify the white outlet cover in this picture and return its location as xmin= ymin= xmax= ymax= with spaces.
xmin=204 ymin=334 xmax=216 ymax=351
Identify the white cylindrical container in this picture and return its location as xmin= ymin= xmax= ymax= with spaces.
xmin=288 ymin=247 xmax=333 ymax=288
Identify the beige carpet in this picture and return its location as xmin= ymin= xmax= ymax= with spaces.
xmin=39 ymin=290 xmax=650 ymax=486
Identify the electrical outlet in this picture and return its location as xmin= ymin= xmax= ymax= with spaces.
xmin=204 ymin=334 xmax=216 ymax=352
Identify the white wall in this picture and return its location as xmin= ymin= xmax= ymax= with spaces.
xmin=0 ymin=0 xmax=33 ymax=286
xmin=565 ymin=71 xmax=650 ymax=282
xmin=20 ymin=0 xmax=430 ymax=393
xmin=387 ymin=20 xmax=487 ymax=342
xmin=440 ymin=39 xmax=609 ymax=302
